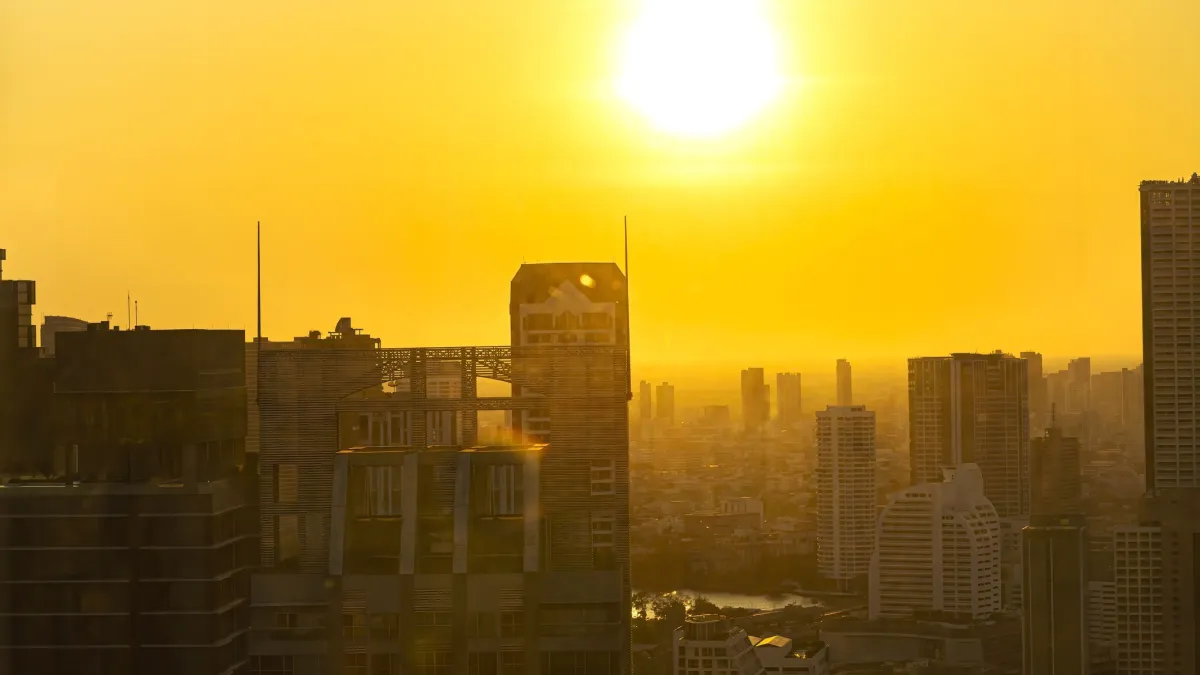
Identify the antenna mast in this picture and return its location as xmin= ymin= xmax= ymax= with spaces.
xmin=257 ymin=221 xmax=262 ymax=342
xmin=126 ymin=292 xmax=131 ymax=330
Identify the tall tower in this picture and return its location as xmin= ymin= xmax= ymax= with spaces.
xmin=638 ymin=380 xmax=652 ymax=425
xmin=776 ymin=372 xmax=802 ymax=431
xmin=1113 ymin=172 xmax=1200 ymax=675
xmin=656 ymin=382 xmax=675 ymax=427
xmin=1021 ymin=351 xmax=1047 ymax=430
xmin=816 ymin=405 xmax=876 ymax=589
xmin=740 ymin=367 xmax=768 ymax=433
xmin=908 ymin=352 xmax=1031 ymax=518
xmin=836 ymin=359 xmax=853 ymax=406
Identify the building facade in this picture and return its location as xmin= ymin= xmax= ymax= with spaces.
xmin=835 ymin=360 xmax=852 ymax=407
xmin=657 ymin=382 xmax=676 ymax=427
xmin=869 ymin=464 xmax=1001 ymax=620
xmin=816 ymin=405 xmax=876 ymax=587
xmin=775 ymin=373 xmax=802 ymax=431
xmin=1022 ymin=516 xmax=1089 ymax=675
xmin=740 ymin=368 xmax=769 ymax=434
xmin=908 ymin=352 xmax=1030 ymax=518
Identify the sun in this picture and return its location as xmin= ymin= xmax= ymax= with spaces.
xmin=616 ymin=0 xmax=784 ymax=139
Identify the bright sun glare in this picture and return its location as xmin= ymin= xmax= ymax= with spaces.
xmin=617 ymin=0 xmax=784 ymax=139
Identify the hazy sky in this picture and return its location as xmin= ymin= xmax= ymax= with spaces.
xmin=3 ymin=0 xmax=1198 ymax=368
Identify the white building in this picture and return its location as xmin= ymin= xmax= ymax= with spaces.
xmin=869 ymin=463 xmax=1001 ymax=620
xmin=816 ymin=405 xmax=876 ymax=587
xmin=673 ymin=615 xmax=764 ymax=675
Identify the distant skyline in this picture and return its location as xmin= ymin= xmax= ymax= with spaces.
xmin=5 ymin=0 xmax=1199 ymax=364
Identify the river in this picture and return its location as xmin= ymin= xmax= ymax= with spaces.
xmin=633 ymin=588 xmax=822 ymax=614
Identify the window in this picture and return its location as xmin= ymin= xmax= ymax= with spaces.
xmin=370 ymin=613 xmax=400 ymax=639
xmin=276 ymin=515 xmax=299 ymax=567
xmin=524 ymin=313 xmax=554 ymax=331
xmin=249 ymin=656 xmax=295 ymax=674
xmin=415 ymin=652 xmax=452 ymax=675
xmin=591 ymin=513 xmax=615 ymax=570
xmin=589 ymin=460 xmax=615 ymax=496
xmin=476 ymin=464 xmax=523 ymax=516
xmin=349 ymin=466 xmax=402 ymax=517
xmin=274 ymin=613 xmax=298 ymax=629
xmin=344 ymin=654 xmax=368 ymax=675
xmin=468 ymin=611 xmax=497 ymax=637
xmin=342 ymin=613 xmax=367 ymax=640
xmin=372 ymin=655 xmax=400 ymax=675
xmin=388 ymin=412 xmax=410 ymax=446
xmin=414 ymin=611 xmax=453 ymax=627
xmin=581 ymin=312 xmax=611 ymax=329
xmin=275 ymin=464 xmax=298 ymax=503
xmin=469 ymin=653 xmax=498 ymax=675
xmin=499 ymin=610 xmax=524 ymax=637
xmin=500 ymin=652 xmax=524 ymax=675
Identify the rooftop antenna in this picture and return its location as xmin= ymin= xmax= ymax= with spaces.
xmin=126 ymin=292 xmax=131 ymax=331
xmin=134 ymin=300 xmax=138 ymax=327
xmin=257 ymin=221 xmax=262 ymax=342
xmin=624 ymin=215 xmax=632 ymax=402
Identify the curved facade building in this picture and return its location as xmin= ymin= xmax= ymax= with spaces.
xmin=869 ymin=463 xmax=1001 ymax=620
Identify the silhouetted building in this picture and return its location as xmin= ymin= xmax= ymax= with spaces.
xmin=816 ymin=405 xmax=875 ymax=589
xmin=251 ymin=263 xmax=631 ymax=675
xmin=908 ymin=352 xmax=1031 ymax=517
xmin=39 ymin=315 xmax=87 ymax=357
xmin=700 ymin=405 xmax=731 ymax=428
xmin=836 ymin=359 xmax=853 ymax=406
xmin=741 ymin=367 xmax=769 ymax=433
xmin=1022 ymin=351 xmax=1047 ymax=430
xmin=1031 ymin=422 xmax=1083 ymax=517
xmin=0 ymin=324 xmax=252 ymax=675
xmin=656 ymin=381 xmax=675 ymax=427
xmin=776 ymin=372 xmax=802 ymax=430
xmin=1022 ymin=515 xmax=1089 ymax=675
xmin=638 ymin=379 xmax=652 ymax=430
xmin=0 ymin=249 xmax=46 ymax=472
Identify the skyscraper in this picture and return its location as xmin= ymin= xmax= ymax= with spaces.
xmin=776 ymin=372 xmax=802 ymax=430
xmin=816 ymin=405 xmax=876 ymax=589
xmin=0 ymin=249 xmax=45 ymax=471
xmin=639 ymin=379 xmax=653 ymax=426
xmin=1110 ymin=173 xmax=1200 ymax=675
xmin=1066 ymin=357 xmax=1092 ymax=415
xmin=1031 ymin=423 xmax=1083 ymax=517
xmin=836 ymin=359 xmax=853 ymax=406
xmin=741 ymin=367 xmax=769 ymax=433
xmin=1021 ymin=351 xmax=1047 ymax=430
xmin=656 ymin=381 xmax=676 ymax=427
xmin=869 ymin=464 xmax=1001 ymax=620
xmin=1022 ymin=516 xmax=1090 ymax=675
xmin=908 ymin=352 xmax=1031 ymax=517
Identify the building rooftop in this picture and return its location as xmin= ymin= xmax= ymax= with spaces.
xmin=338 ymin=443 xmax=546 ymax=456
xmin=1141 ymin=173 xmax=1200 ymax=188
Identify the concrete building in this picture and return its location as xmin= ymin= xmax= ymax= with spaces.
xmin=1113 ymin=525 xmax=1163 ymax=674
xmin=657 ymin=382 xmax=676 ymax=427
xmin=672 ymin=614 xmax=764 ymax=675
xmin=908 ymin=352 xmax=1031 ymax=518
xmin=639 ymin=380 xmax=653 ymax=433
xmin=816 ymin=405 xmax=875 ymax=588
xmin=775 ymin=372 xmax=802 ymax=431
xmin=0 ymin=324 xmax=253 ymax=675
xmin=1088 ymin=581 xmax=1117 ymax=670
xmin=835 ymin=359 xmax=852 ymax=406
xmin=869 ymin=464 xmax=1001 ymax=620
xmin=39 ymin=315 xmax=87 ymax=357
xmin=1066 ymin=357 xmax=1092 ymax=416
xmin=752 ymin=636 xmax=829 ymax=675
xmin=251 ymin=263 xmax=631 ymax=675
xmin=1022 ymin=515 xmax=1090 ymax=675
xmin=741 ymin=368 xmax=769 ymax=434
xmin=0 ymin=249 xmax=47 ymax=472
xmin=1031 ymin=424 xmax=1083 ymax=517
xmin=1022 ymin=351 xmax=1048 ymax=431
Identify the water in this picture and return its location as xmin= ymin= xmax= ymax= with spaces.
xmin=634 ymin=588 xmax=821 ymax=615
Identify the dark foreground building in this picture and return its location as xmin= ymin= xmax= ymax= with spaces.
xmin=0 ymin=324 xmax=253 ymax=675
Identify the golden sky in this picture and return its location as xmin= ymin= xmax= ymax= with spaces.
xmin=3 ymin=0 xmax=1199 ymax=369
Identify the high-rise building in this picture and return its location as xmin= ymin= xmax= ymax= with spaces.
xmin=908 ymin=352 xmax=1031 ymax=517
xmin=776 ymin=372 xmax=802 ymax=430
xmin=1113 ymin=525 xmax=1164 ymax=674
xmin=39 ymin=315 xmax=87 ymax=357
xmin=869 ymin=464 xmax=1001 ymax=620
xmin=816 ymin=405 xmax=876 ymax=589
xmin=656 ymin=381 xmax=676 ymax=426
xmin=0 ymin=249 xmax=46 ymax=471
xmin=1022 ymin=515 xmax=1090 ymax=675
xmin=836 ymin=359 xmax=853 ymax=406
xmin=1031 ymin=424 xmax=1083 ymax=517
xmin=252 ymin=262 xmax=632 ymax=674
xmin=0 ymin=324 xmax=253 ymax=675
xmin=639 ymin=379 xmax=653 ymax=427
xmin=1022 ymin=351 xmax=1048 ymax=429
xmin=741 ymin=367 xmax=769 ymax=433
xmin=1066 ymin=357 xmax=1092 ymax=415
